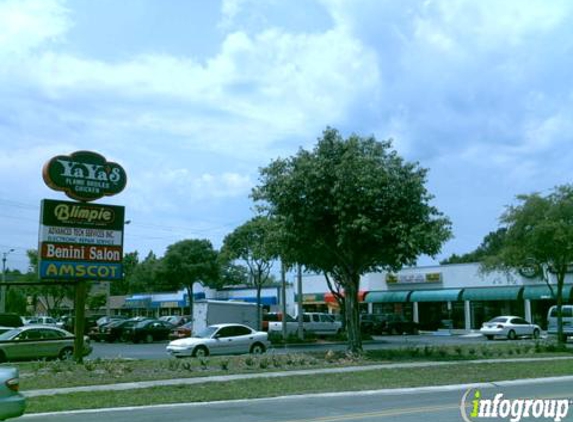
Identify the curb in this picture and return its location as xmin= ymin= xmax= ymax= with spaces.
xmin=20 ymin=375 xmax=573 ymax=419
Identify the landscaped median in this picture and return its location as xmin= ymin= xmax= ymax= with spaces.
xmin=15 ymin=342 xmax=573 ymax=414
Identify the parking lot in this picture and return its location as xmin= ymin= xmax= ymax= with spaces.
xmin=88 ymin=332 xmax=548 ymax=360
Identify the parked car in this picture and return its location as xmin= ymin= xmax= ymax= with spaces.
xmin=166 ymin=323 xmax=270 ymax=358
xmin=547 ymin=305 xmax=572 ymax=342
xmin=262 ymin=312 xmax=291 ymax=331
xmin=0 ymin=315 xmax=23 ymax=335
xmin=122 ymin=319 xmax=175 ymax=343
xmin=0 ymin=367 xmax=25 ymax=421
xmin=268 ymin=312 xmax=341 ymax=336
xmin=160 ymin=315 xmax=191 ymax=327
xmin=23 ymin=316 xmax=59 ymax=326
xmin=0 ymin=325 xmax=92 ymax=362
xmin=169 ymin=321 xmax=194 ymax=340
xmin=62 ymin=314 xmax=105 ymax=335
xmin=89 ymin=319 xmax=136 ymax=343
xmin=95 ymin=315 xmax=128 ymax=327
xmin=480 ymin=316 xmax=541 ymax=340
xmin=301 ymin=313 xmax=342 ymax=336
xmin=360 ymin=314 xmax=419 ymax=335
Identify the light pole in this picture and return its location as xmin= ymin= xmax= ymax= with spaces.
xmin=0 ymin=249 xmax=15 ymax=313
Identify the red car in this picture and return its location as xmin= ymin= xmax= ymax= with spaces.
xmin=169 ymin=321 xmax=193 ymax=340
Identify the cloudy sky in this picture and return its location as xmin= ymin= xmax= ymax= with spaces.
xmin=1 ymin=0 xmax=572 ymax=273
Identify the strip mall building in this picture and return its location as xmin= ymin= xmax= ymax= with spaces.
xmin=298 ymin=262 xmax=573 ymax=330
xmin=113 ymin=262 xmax=572 ymax=332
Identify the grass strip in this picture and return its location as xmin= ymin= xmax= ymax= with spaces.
xmin=17 ymin=343 xmax=572 ymax=391
xmin=25 ymin=359 xmax=573 ymax=414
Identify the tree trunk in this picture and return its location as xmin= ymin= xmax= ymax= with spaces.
xmin=325 ymin=272 xmax=346 ymax=331
xmin=343 ymin=273 xmax=362 ymax=354
xmin=556 ymin=272 xmax=565 ymax=346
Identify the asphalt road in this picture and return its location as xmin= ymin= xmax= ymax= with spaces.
xmin=22 ymin=377 xmax=573 ymax=421
xmin=88 ymin=333 xmax=535 ymax=360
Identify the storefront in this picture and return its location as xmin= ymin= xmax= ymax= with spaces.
xmin=462 ymin=287 xmax=524 ymax=329
xmin=523 ymin=285 xmax=573 ymax=329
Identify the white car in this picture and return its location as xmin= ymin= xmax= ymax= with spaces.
xmin=24 ymin=316 xmax=59 ymax=326
xmin=480 ymin=316 xmax=541 ymax=340
xmin=166 ymin=323 xmax=270 ymax=358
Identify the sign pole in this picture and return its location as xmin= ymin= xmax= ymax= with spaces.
xmin=40 ymin=150 xmax=128 ymax=364
xmin=73 ymin=279 xmax=88 ymax=363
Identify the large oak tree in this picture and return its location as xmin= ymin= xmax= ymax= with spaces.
xmin=253 ymin=128 xmax=451 ymax=353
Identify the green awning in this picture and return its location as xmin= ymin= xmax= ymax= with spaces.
xmin=409 ymin=289 xmax=463 ymax=302
xmin=365 ymin=291 xmax=410 ymax=303
xmin=523 ymin=285 xmax=573 ymax=301
xmin=462 ymin=287 xmax=523 ymax=301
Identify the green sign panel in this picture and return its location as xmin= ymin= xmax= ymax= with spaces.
xmin=39 ymin=199 xmax=125 ymax=281
xmin=42 ymin=151 xmax=127 ymax=202
xmin=40 ymin=199 xmax=124 ymax=230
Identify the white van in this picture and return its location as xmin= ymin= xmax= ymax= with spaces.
xmin=547 ymin=305 xmax=573 ymax=341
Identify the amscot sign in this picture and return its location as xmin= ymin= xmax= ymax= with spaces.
xmin=39 ymin=199 xmax=125 ymax=281
xmin=43 ymin=150 xmax=127 ymax=202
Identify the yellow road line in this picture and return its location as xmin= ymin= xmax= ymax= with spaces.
xmin=279 ymin=403 xmax=460 ymax=422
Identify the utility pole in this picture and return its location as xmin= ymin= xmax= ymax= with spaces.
xmin=0 ymin=249 xmax=15 ymax=313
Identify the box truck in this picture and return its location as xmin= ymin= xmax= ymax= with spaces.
xmin=192 ymin=300 xmax=260 ymax=333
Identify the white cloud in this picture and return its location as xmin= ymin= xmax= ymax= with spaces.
xmin=0 ymin=0 xmax=69 ymax=57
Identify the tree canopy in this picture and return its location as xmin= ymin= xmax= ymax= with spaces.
xmin=253 ymin=127 xmax=451 ymax=352
xmin=160 ymin=239 xmax=220 ymax=316
xmin=440 ymin=228 xmax=507 ymax=265
xmin=221 ymin=216 xmax=278 ymax=329
xmin=482 ymin=184 xmax=573 ymax=345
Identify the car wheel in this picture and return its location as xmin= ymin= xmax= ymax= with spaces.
xmin=507 ymin=330 xmax=517 ymax=340
xmin=192 ymin=346 xmax=209 ymax=358
xmin=532 ymin=329 xmax=540 ymax=340
xmin=250 ymin=343 xmax=266 ymax=354
xmin=59 ymin=347 xmax=74 ymax=360
xmin=145 ymin=334 xmax=154 ymax=343
xmin=485 ymin=335 xmax=494 ymax=340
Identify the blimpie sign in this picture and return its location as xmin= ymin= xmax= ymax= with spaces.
xmin=41 ymin=199 xmax=124 ymax=230
xmin=39 ymin=199 xmax=125 ymax=281
xmin=43 ymin=151 xmax=127 ymax=202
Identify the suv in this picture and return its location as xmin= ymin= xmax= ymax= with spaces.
xmin=547 ymin=305 xmax=573 ymax=342
xmin=302 ymin=312 xmax=342 ymax=336
xmin=360 ymin=314 xmax=418 ymax=335
xmin=268 ymin=312 xmax=342 ymax=336
xmin=0 ymin=314 xmax=23 ymax=335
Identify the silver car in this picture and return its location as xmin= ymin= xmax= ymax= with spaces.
xmin=0 ymin=325 xmax=92 ymax=362
xmin=0 ymin=367 xmax=25 ymax=421
xmin=166 ymin=323 xmax=270 ymax=358
xmin=480 ymin=316 xmax=541 ymax=340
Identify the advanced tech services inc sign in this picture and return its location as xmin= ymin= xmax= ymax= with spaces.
xmin=39 ymin=199 xmax=125 ymax=281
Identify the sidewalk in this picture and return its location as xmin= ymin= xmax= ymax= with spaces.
xmin=23 ymin=355 xmax=573 ymax=398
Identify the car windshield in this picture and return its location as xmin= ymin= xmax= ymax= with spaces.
xmin=194 ymin=326 xmax=218 ymax=338
xmin=488 ymin=317 xmax=508 ymax=323
xmin=0 ymin=328 xmax=22 ymax=340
